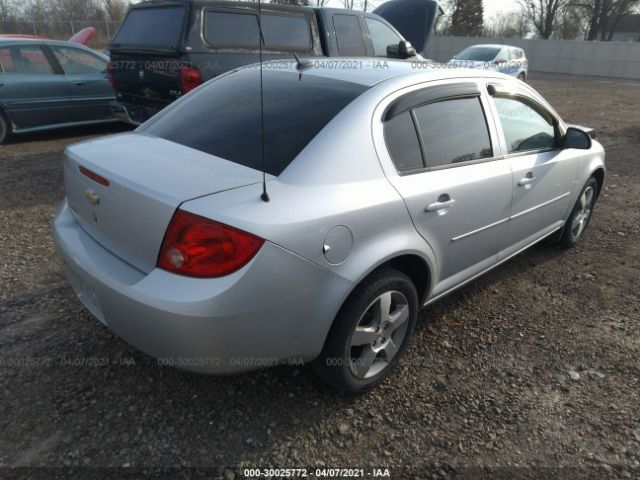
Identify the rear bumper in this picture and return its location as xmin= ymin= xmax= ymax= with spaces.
xmin=53 ymin=200 xmax=351 ymax=373
xmin=110 ymin=101 xmax=162 ymax=126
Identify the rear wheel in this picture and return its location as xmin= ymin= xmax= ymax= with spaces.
xmin=314 ymin=268 xmax=418 ymax=394
xmin=559 ymin=177 xmax=598 ymax=248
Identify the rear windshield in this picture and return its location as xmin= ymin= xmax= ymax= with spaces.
xmin=455 ymin=46 xmax=501 ymax=62
xmin=112 ymin=6 xmax=185 ymax=50
xmin=141 ymin=68 xmax=367 ymax=175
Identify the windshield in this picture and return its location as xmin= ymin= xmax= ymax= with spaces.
xmin=141 ymin=68 xmax=368 ymax=176
xmin=454 ymin=46 xmax=501 ymax=62
xmin=112 ymin=6 xmax=185 ymax=50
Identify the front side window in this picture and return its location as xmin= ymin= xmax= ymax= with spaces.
xmin=365 ymin=18 xmax=401 ymax=57
xmin=0 ymin=48 xmax=15 ymax=73
xmin=50 ymin=46 xmax=106 ymax=74
xmin=333 ymin=14 xmax=367 ymax=56
xmin=4 ymin=46 xmax=53 ymax=75
xmin=493 ymin=97 xmax=557 ymax=154
xmin=495 ymin=48 xmax=509 ymax=62
xmin=413 ymin=97 xmax=493 ymax=168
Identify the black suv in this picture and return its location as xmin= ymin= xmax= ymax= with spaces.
xmin=108 ymin=0 xmax=439 ymax=124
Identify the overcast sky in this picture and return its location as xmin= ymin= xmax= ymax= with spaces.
xmin=482 ymin=0 xmax=520 ymax=18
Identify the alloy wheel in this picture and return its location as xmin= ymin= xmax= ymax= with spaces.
xmin=349 ymin=290 xmax=410 ymax=379
xmin=571 ymin=186 xmax=594 ymax=239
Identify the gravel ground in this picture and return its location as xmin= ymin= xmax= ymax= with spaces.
xmin=0 ymin=75 xmax=639 ymax=480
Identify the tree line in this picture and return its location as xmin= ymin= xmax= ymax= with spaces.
xmin=438 ymin=0 xmax=640 ymax=40
xmin=0 ymin=0 xmax=128 ymax=24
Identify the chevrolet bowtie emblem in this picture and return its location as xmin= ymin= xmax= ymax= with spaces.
xmin=84 ymin=189 xmax=100 ymax=206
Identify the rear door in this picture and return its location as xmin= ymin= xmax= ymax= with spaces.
xmin=46 ymin=44 xmax=113 ymax=122
xmin=486 ymin=84 xmax=578 ymax=254
xmin=0 ymin=43 xmax=71 ymax=130
xmin=382 ymin=82 xmax=513 ymax=295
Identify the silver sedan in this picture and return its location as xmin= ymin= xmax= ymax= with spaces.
xmin=54 ymin=61 xmax=605 ymax=393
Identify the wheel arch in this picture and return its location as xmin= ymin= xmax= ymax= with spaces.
xmin=591 ymin=167 xmax=605 ymax=200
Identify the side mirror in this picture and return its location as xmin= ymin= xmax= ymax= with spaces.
xmin=398 ymin=40 xmax=417 ymax=59
xmin=563 ymin=127 xmax=592 ymax=150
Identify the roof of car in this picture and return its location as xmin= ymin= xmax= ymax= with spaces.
xmin=464 ymin=43 xmax=522 ymax=50
xmin=253 ymin=59 xmax=513 ymax=88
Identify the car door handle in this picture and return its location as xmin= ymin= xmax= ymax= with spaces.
xmin=518 ymin=176 xmax=536 ymax=186
xmin=71 ymin=81 xmax=84 ymax=86
xmin=425 ymin=198 xmax=456 ymax=213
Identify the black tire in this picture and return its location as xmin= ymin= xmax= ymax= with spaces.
xmin=0 ymin=111 xmax=9 ymax=145
xmin=518 ymin=72 xmax=526 ymax=82
xmin=314 ymin=268 xmax=418 ymax=394
xmin=559 ymin=177 xmax=599 ymax=248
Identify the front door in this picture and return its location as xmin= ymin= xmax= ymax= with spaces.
xmin=487 ymin=90 xmax=578 ymax=253
xmin=0 ymin=44 xmax=71 ymax=130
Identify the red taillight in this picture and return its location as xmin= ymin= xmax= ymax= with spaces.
xmin=107 ymin=61 xmax=115 ymax=89
xmin=79 ymin=166 xmax=110 ymax=187
xmin=180 ymin=65 xmax=202 ymax=94
xmin=158 ymin=210 xmax=264 ymax=278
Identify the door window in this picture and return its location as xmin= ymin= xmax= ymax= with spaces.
xmin=5 ymin=46 xmax=53 ymax=74
xmin=50 ymin=46 xmax=106 ymax=74
xmin=493 ymin=97 xmax=557 ymax=154
xmin=333 ymin=14 xmax=367 ymax=56
xmin=495 ymin=48 xmax=509 ymax=63
xmin=205 ymin=11 xmax=260 ymax=47
xmin=0 ymin=48 xmax=15 ymax=72
xmin=384 ymin=111 xmax=424 ymax=172
xmin=413 ymin=97 xmax=493 ymax=168
xmin=365 ymin=18 xmax=401 ymax=57
xmin=261 ymin=15 xmax=312 ymax=50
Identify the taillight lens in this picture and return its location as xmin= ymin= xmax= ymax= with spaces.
xmin=158 ymin=210 xmax=264 ymax=278
xmin=107 ymin=61 xmax=115 ymax=89
xmin=180 ymin=66 xmax=202 ymax=94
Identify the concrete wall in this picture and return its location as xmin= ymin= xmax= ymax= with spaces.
xmin=425 ymin=36 xmax=640 ymax=79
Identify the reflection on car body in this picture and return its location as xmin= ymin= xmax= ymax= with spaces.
xmin=54 ymin=61 xmax=605 ymax=393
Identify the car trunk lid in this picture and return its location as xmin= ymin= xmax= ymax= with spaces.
xmin=63 ymin=133 xmax=264 ymax=273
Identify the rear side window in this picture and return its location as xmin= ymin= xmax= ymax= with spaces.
xmin=333 ymin=14 xmax=367 ymax=56
xmin=50 ymin=45 xmax=106 ymax=74
xmin=112 ymin=6 xmax=185 ymax=50
xmin=384 ymin=112 xmax=423 ymax=172
xmin=413 ymin=97 xmax=493 ymax=168
xmin=142 ymin=69 xmax=367 ymax=176
xmin=205 ymin=11 xmax=311 ymax=50
xmin=1 ymin=46 xmax=53 ymax=74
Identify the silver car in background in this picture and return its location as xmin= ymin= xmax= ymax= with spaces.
xmin=54 ymin=61 xmax=605 ymax=393
xmin=449 ymin=44 xmax=529 ymax=81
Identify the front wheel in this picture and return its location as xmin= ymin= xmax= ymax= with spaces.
xmin=518 ymin=72 xmax=526 ymax=82
xmin=314 ymin=268 xmax=418 ymax=394
xmin=560 ymin=177 xmax=598 ymax=248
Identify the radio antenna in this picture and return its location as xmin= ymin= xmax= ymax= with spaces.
xmin=257 ymin=0 xmax=269 ymax=202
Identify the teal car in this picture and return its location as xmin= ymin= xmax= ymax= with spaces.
xmin=0 ymin=38 xmax=117 ymax=144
